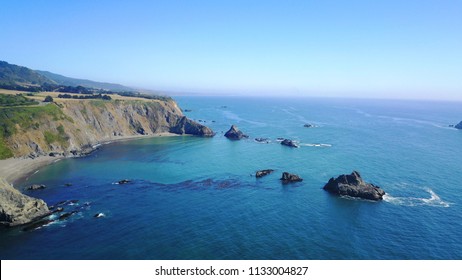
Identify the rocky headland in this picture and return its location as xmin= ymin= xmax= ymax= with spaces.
xmin=323 ymin=171 xmax=385 ymax=201
xmin=0 ymin=178 xmax=50 ymax=227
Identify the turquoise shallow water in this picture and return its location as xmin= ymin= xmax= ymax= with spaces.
xmin=1 ymin=96 xmax=461 ymax=259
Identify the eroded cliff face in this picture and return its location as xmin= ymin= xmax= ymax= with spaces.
xmin=3 ymin=98 xmax=213 ymax=158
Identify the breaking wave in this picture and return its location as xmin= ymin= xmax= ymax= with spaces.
xmin=383 ymin=188 xmax=451 ymax=207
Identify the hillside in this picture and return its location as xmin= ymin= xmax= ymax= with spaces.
xmin=36 ymin=70 xmax=135 ymax=92
xmin=0 ymin=60 xmax=136 ymax=93
xmin=0 ymin=61 xmax=54 ymax=87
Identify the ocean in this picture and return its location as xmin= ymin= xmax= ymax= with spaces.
xmin=1 ymin=96 xmax=461 ymax=259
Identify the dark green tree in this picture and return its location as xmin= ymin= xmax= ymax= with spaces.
xmin=44 ymin=95 xmax=54 ymax=102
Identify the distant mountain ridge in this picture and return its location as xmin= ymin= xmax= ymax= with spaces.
xmin=0 ymin=60 xmax=135 ymax=92
xmin=36 ymin=70 xmax=134 ymax=92
xmin=0 ymin=61 xmax=54 ymax=86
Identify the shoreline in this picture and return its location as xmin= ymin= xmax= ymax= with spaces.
xmin=0 ymin=132 xmax=181 ymax=187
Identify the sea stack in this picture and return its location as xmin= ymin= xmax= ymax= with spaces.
xmin=224 ymin=125 xmax=248 ymax=140
xmin=323 ymin=171 xmax=385 ymax=201
xmin=0 ymin=178 xmax=50 ymax=227
xmin=455 ymin=121 xmax=462 ymax=129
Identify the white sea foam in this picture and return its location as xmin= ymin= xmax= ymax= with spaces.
xmin=383 ymin=188 xmax=450 ymax=207
xmin=222 ymin=111 xmax=267 ymax=126
xmin=299 ymin=143 xmax=332 ymax=147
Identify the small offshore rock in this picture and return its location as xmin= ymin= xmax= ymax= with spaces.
xmin=323 ymin=171 xmax=385 ymax=201
xmin=280 ymin=172 xmax=303 ymax=183
xmin=304 ymin=123 xmax=315 ymax=128
xmin=26 ymin=184 xmax=46 ymax=191
xmin=224 ymin=125 xmax=249 ymax=140
xmin=118 ymin=179 xmax=131 ymax=185
xmin=281 ymin=139 xmax=299 ymax=148
xmin=256 ymin=169 xmax=275 ymax=178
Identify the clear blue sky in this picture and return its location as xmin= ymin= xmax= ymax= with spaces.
xmin=1 ymin=0 xmax=461 ymax=99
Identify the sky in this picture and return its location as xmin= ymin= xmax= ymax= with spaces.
xmin=1 ymin=0 xmax=461 ymax=100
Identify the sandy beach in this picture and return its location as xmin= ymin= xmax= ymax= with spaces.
xmin=0 ymin=132 xmax=180 ymax=187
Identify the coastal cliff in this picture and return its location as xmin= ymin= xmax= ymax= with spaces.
xmin=0 ymin=97 xmax=214 ymax=159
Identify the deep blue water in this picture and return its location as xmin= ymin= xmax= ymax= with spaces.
xmin=1 ymin=96 xmax=462 ymax=259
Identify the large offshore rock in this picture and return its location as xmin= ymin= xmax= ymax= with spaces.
xmin=323 ymin=171 xmax=385 ymax=201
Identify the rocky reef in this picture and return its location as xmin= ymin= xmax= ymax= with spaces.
xmin=0 ymin=178 xmax=50 ymax=227
xmin=224 ymin=125 xmax=248 ymax=140
xmin=323 ymin=171 xmax=385 ymax=201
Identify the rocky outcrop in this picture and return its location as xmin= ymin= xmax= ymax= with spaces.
xmin=256 ymin=169 xmax=274 ymax=178
xmin=280 ymin=172 xmax=303 ymax=183
xmin=0 ymin=178 xmax=50 ymax=227
xmin=281 ymin=139 xmax=299 ymax=148
xmin=323 ymin=171 xmax=385 ymax=201
xmin=455 ymin=121 xmax=462 ymax=129
xmin=224 ymin=125 xmax=248 ymax=140
xmin=169 ymin=116 xmax=215 ymax=137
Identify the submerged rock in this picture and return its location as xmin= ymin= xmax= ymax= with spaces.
xmin=280 ymin=172 xmax=303 ymax=183
xmin=256 ymin=169 xmax=275 ymax=178
xmin=0 ymin=178 xmax=50 ymax=227
xmin=304 ymin=123 xmax=315 ymax=128
xmin=281 ymin=139 xmax=299 ymax=148
xmin=255 ymin=138 xmax=270 ymax=143
xmin=224 ymin=125 xmax=248 ymax=140
xmin=323 ymin=171 xmax=385 ymax=201
xmin=22 ymin=219 xmax=54 ymax=231
xmin=58 ymin=211 xmax=78 ymax=221
xmin=455 ymin=121 xmax=462 ymax=129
